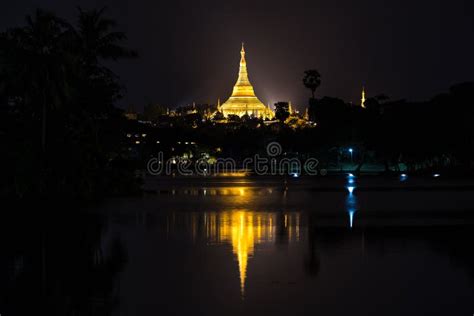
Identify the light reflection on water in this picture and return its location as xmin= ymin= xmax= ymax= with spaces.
xmin=4 ymin=178 xmax=474 ymax=315
xmin=176 ymin=210 xmax=301 ymax=296
xmin=113 ymin=204 xmax=474 ymax=315
xmin=156 ymin=184 xmax=303 ymax=297
xmin=346 ymin=174 xmax=359 ymax=228
xmin=173 ymin=186 xmax=276 ymax=197
xmin=101 ymin=179 xmax=474 ymax=315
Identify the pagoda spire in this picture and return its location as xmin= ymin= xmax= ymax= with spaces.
xmin=220 ymin=43 xmax=274 ymax=119
xmin=236 ymin=42 xmax=250 ymax=87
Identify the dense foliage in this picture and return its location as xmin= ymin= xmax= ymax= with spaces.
xmin=0 ymin=8 xmax=138 ymax=200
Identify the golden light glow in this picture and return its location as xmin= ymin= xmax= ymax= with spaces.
xmin=216 ymin=171 xmax=249 ymax=177
xmin=202 ymin=209 xmax=301 ymax=296
xmin=361 ymin=86 xmax=366 ymax=108
xmin=218 ymin=211 xmax=268 ymax=296
xmin=220 ymin=43 xmax=274 ymax=119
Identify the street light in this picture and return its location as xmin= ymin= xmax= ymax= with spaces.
xmin=348 ymin=148 xmax=353 ymax=163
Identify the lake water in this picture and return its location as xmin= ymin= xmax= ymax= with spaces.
xmin=2 ymin=176 xmax=474 ymax=315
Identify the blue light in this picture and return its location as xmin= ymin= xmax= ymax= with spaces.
xmin=347 ymin=173 xmax=355 ymax=178
xmin=349 ymin=148 xmax=353 ymax=153
xmin=400 ymin=173 xmax=408 ymax=182
xmin=346 ymin=191 xmax=358 ymax=229
xmin=348 ymin=178 xmax=355 ymax=184
xmin=349 ymin=210 xmax=355 ymax=228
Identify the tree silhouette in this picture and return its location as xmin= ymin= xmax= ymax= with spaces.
xmin=0 ymin=8 xmax=137 ymax=199
xmin=274 ymin=102 xmax=290 ymax=122
xmin=212 ymin=110 xmax=224 ymax=121
xmin=0 ymin=10 xmax=73 ymax=153
xmin=303 ymin=69 xmax=321 ymax=99
xmin=74 ymin=7 xmax=137 ymax=67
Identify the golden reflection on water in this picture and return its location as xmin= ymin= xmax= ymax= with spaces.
xmin=181 ymin=186 xmax=277 ymax=198
xmin=165 ymin=186 xmax=301 ymax=295
xmin=202 ymin=210 xmax=301 ymax=296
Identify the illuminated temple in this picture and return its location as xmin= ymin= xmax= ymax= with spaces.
xmin=219 ymin=44 xmax=274 ymax=119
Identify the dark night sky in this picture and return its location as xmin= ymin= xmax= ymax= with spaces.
xmin=1 ymin=0 xmax=474 ymax=111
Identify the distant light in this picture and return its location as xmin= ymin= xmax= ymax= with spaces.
xmin=400 ymin=173 xmax=408 ymax=182
xmin=433 ymin=173 xmax=441 ymax=178
xmin=291 ymin=173 xmax=299 ymax=178
xmin=185 ymin=142 xmax=189 ymax=144
xmin=126 ymin=133 xmax=131 ymax=138
xmin=347 ymin=186 xmax=355 ymax=194
xmin=348 ymin=178 xmax=355 ymax=184
xmin=156 ymin=140 xmax=160 ymax=144
xmin=347 ymin=173 xmax=356 ymax=179
xmin=135 ymin=140 xmax=140 ymax=144
xmin=349 ymin=148 xmax=353 ymax=153
xmin=349 ymin=210 xmax=355 ymax=228
xmin=142 ymin=134 xmax=147 ymax=137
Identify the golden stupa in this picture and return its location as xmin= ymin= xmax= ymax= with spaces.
xmin=220 ymin=43 xmax=274 ymax=119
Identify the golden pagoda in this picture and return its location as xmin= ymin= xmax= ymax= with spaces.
xmin=220 ymin=43 xmax=274 ymax=119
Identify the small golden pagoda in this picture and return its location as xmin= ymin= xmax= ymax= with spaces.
xmin=361 ymin=86 xmax=366 ymax=108
xmin=220 ymin=43 xmax=274 ymax=119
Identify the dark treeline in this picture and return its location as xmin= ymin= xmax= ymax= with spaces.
xmin=0 ymin=8 xmax=139 ymax=200
xmin=302 ymin=69 xmax=474 ymax=173
xmin=305 ymin=81 xmax=474 ymax=173
xmin=123 ymin=80 xmax=474 ymax=175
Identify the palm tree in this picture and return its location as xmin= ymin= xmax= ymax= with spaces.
xmin=0 ymin=10 xmax=73 ymax=153
xmin=303 ymin=69 xmax=321 ymax=99
xmin=72 ymin=7 xmax=138 ymax=150
xmin=74 ymin=7 xmax=137 ymax=68
xmin=1 ymin=8 xmax=138 ymax=198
